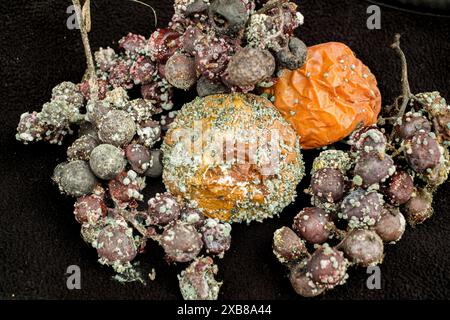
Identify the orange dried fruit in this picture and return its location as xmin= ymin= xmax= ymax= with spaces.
xmin=267 ymin=42 xmax=381 ymax=149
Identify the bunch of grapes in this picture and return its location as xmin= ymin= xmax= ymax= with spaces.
xmin=272 ymin=35 xmax=450 ymax=297
xmin=15 ymin=0 xmax=306 ymax=148
xmin=16 ymin=1 xmax=282 ymax=299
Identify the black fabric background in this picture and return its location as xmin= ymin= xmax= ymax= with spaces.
xmin=1 ymin=0 xmax=450 ymax=300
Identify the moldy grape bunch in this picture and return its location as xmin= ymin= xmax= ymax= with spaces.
xmin=16 ymin=0 xmax=307 ymax=300
xmin=272 ymin=35 xmax=450 ymax=297
xmin=17 ymin=0 xmax=306 ymax=147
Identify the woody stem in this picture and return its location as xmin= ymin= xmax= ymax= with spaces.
xmin=72 ymin=0 xmax=98 ymax=101
xmin=391 ymin=34 xmax=413 ymax=120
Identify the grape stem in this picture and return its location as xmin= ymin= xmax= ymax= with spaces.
xmin=72 ymin=0 xmax=98 ymax=101
xmin=115 ymin=209 xmax=157 ymax=242
xmin=128 ymin=0 xmax=158 ymax=27
xmin=390 ymin=34 xmax=413 ymax=121
xmin=331 ymin=226 xmax=347 ymax=241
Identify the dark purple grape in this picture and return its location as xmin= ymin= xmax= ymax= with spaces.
xmin=165 ymin=53 xmax=197 ymax=90
xmin=141 ymin=81 xmax=174 ymax=111
xmin=373 ymin=206 xmax=406 ymax=243
xmin=130 ymin=56 xmax=155 ymax=85
xmin=292 ymin=207 xmax=331 ymax=244
xmin=353 ymin=152 xmax=396 ymax=188
xmin=341 ymin=189 xmax=384 ymax=228
xmin=349 ymin=126 xmax=387 ymax=154
xmin=403 ymin=188 xmax=433 ymax=226
xmin=148 ymin=29 xmax=181 ymax=62
xmin=306 ymin=245 xmax=348 ymax=287
xmin=125 ymin=144 xmax=151 ymax=174
xmin=144 ymin=149 xmax=163 ymax=178
xmin=194 ymin=35 xmax=231 ymax=79
xmin=395 ymin=112 xmax=431 ymax=140
xmin=342 ymin=229 xmax=384 ymax=267
xmin=273 ymin=226 xmax=307 ymax=263
xmin=310 ymin=168 xmax=345 ymax=203
xmin=289 ymin=263 xmax=325 ymax=297
xmin=67 ymin=135 xmax=99 ymax=161
xmin=108 ymin=60 xmax=133 ymax=89
xmin=181 ymin=26 xmax=204 ymax=55
xmin=160 ymin=221 xmax=203 ymax=263
xmin=96 ymin=221 xmax=137 ymax=264
xmin=74 ymin=194 xmax=107 ymax=225
xmin=404 ymin=132 xmax=441 ymax=173
xmin=147 ymin=192 xmax=181 ymax=226
xmin=108 ymin=171 xmax=144 ymax=207
xmin=384 ymin=170 xmax=414 ymax=205
xmin=201 ymin=218 xmax=232 ymax=257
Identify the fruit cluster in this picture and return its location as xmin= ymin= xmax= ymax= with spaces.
xmin=15 ymin=0 xmax=449 ymax=299
xmin=20 ymin=0 xmax=319 ymax=300
xmin=94 ymin=0 xmax=306 ymax=100
xmin=16 ymin=0 xmax=305 ymax=147
xmin=19 ymin=78 xmax=232 ymax=297
xmin=15 ymin=1 xmax=306 ymax=300
xmin=272 ymin=36 xmax=450 ymax=297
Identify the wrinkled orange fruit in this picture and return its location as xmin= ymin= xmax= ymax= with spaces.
xmin=267 ymin=42 xmax=381 ymax=149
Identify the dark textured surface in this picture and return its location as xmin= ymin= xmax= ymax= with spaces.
xmin=1 ymin=0 xmax=450 ymax=300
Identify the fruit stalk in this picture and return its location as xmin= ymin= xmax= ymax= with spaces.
xmin=72 ymin=0 xmax=98 ymax=101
